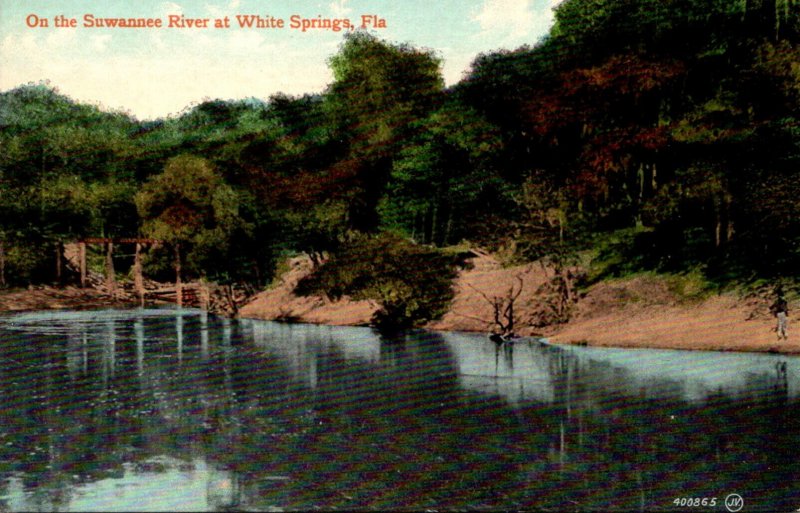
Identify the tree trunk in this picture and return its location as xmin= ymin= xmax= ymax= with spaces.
xmin=253 ymin=260 xmax=262 ymax=287
xmin=200 ymin=279 xmax=211 ymax=310
xmin=174 ymin=243 xmax=182 ymax=307
xmin=638 ymin=163 xmax=645 ymax=206
xmin=564 ymin=270 xmax=575 ymax=305
xmin=651 ymin=163 xmax=657 ymax=190
xmin=224 ymin=284 xmax=239 ymax=317
xmin=423 ymin=207 xmax=432 ymax=245
xmin=443 ymin=206 xmax=453 ymax=246
xmin=770 ymin=0 xmax=779 ymax=40
xmin=776 ymin=0 xmax=786 ymax=38
xmin=430 ymin=203 xmax=438 ymax=246
xmin=105 ymin=241 xmax=116 ymax=297
xmin=0 ymin=239 xmax=5 ymax=288
xmin=726 ymin=194 xmax=735 ymax=243
xmin=134 ymin=242 xmax=144 ymax=307
xmin=745 ymin=0 xmax=778 ymax=39
xmin=55 ymin=241 xmax=63 ymax=286
xmin=505 ymin=297 xmax=515 ymax=335
xmin=79 ymin=242 xmax=86 ymax=288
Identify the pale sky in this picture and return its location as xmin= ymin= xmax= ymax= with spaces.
xmin=0 ymin=0 xmax=562 ymax=120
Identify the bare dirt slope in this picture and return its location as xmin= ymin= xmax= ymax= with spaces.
xmin=238 ymin=255 xmax=379 ymax=326
xmin=239 ymin=253 xmax=800 ymax=354
xmin=239 ymin=252 xmax=552 ymax=333
xmin=551 ymin=279 xmax=800 ymax=354
xmin=425 ymin=252 xmax=550 ymax=335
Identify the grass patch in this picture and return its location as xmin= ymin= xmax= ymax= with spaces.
xmin=584 ymin=226 xmax=654 ymax=285
xmin=661 ymin=269 xmax=717 ymax=302
xmin=267 ymin=252 xmax=297 ymax=290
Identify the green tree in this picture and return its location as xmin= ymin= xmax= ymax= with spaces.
xmin=325 ymin=32 xmax=444 ymax=231
xmin=297 ymin=232 xmax=458 ymax=329
xmin=234 ymin=94 xmax=348 ymax=262
xmin=135 ymin=154 xmax=251 ymax=284
xmin=379 ymin=102 xmax=503 ymax=245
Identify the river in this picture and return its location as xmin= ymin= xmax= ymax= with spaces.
xmin=0 ymin=308 xmax=797 ymax=512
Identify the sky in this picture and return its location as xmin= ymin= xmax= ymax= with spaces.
xmin=0 ymin=0 xmax=562 ymax=120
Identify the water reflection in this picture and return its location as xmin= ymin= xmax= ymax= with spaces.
xmin=0 ymin=309 xmax=798 ymax=512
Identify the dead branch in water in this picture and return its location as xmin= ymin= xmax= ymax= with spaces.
xmin=468 ymin=273 xmax=525 ymax=336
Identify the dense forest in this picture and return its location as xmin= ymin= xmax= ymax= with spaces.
xmin=1 ymin=0 xmax=799 ymax=326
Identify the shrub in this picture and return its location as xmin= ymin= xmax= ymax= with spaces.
xmin=2 ymin=241 xmax=55 ymax=286
xmin=297 ymin=232 xmax=458 ymax=329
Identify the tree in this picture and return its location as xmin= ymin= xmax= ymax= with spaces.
xmin=233 ymin=94 xmax=350 ymax=262
xmin=297 ymin=232 xmax=458 ymax=329
xmin=325 ymin=32 xmax=445 ymax=231
xmin=469 ymin=274 xmax=525 ymax=337
xmin=379 ymin=102 xmax=503 ymax=245
xmin=0 ymin=85 xmax=142 ymax=285
xmin=515 ymin=173 xmax=589 ymax=323
xmin=135 ymin=154 xmax=251 ymax=288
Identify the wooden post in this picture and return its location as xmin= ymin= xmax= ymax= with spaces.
xmin=200 ymin=278 xmax=210 ymax=310
xmin=79 ymin=242 xmax=86 ymax=288
xmin=175 ymin=242 xmax=182 ymax=307
xmin=55 ymin=241 xmax=62 ymax=285
xmin=105 ymin=241 xmax=116 ymax=297
xmin=134 ymin=242 xmax=144 ymax=307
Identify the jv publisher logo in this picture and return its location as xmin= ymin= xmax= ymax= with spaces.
xmin=724 ymin=493 xmax=744 ymax=512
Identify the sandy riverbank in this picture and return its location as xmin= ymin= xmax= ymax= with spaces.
xmin=240 ymin=254 xmax=800 ymax=355
xmin=549 ymin=290 xmax=800 ymax=354
xmin=3 ymin=254 xmax=799 ymax=355
xmin=0 ymin=286 xmax=136 ymax=313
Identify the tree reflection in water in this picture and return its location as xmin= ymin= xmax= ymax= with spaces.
xmin=0 ymin=309 xmax=798 ymax=512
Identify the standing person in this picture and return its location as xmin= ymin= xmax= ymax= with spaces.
xmin=770 ymin=287 xmax=789 ymax=340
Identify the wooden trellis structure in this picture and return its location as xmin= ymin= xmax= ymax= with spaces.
xmin=76 ymin=237 xmax=176 ymax=306
xmin=1 ymin=237 xmax=204 ymax=307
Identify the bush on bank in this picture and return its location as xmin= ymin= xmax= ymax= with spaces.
xmin=297 ymin=232 xmax=459 ymax=329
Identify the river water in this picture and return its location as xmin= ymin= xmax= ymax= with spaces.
xmin=0 ymin=308 xmax=797 ymax=512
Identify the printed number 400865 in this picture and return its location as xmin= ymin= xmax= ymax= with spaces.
xmin=673 ymin=497 xmax=718 ymax=507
